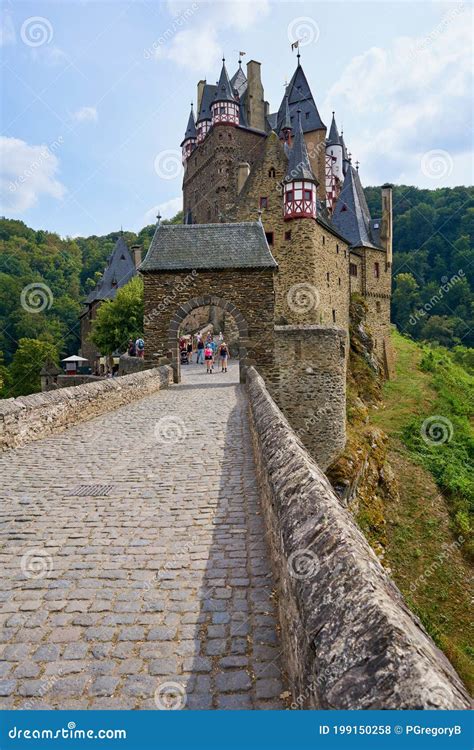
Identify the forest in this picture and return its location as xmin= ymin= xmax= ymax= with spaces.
xmin=0 ymin=185 xmax=472 ymax=396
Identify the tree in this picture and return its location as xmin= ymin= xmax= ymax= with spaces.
xmin=90 ymin=276 xmax=144 ymax=355
xmin=8 ymin=338 xmax=59 ymax=397
xmin=392 ymin=273 xmax=420 ymax=332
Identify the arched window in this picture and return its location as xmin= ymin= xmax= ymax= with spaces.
xmin=268 ymin=167 xmax=276 ymax=178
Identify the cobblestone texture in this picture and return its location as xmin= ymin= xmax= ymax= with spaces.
xmin=0 ymin=364 xmax=283 ymax=709
xmin=0 ymin=362 xmax=285 ymax=709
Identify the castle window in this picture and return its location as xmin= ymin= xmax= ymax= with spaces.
xmin=305 ymin=112 xmax=310 ymax=120
xmin=338 ymin=277 xmax=341 ymax=286
xmin=265 ymin=231 xmax=274 ymax=246
xmin=304 ymin=189 xmax=312 ymax=201
xmin=344 ymin=249 xmax=347 ymax=258
xmin=260 ymin=196 xmax=268 ymax=209
xmin=269 ymin=167 xmax=276 ymax=178
xmin=341 ymin=204 xmax=347 ymax=212
xmin=326 ymin=272 xmax=330 ymax=282
xmin=322 ymin=236 xmax=325 ymax=246
xmin=285 ymin=230 xmax=291 ymax=241
xmin=376 ymin=300 xmax=381 ymax=312
xmin=350 ymin=263 xmax=358 ymax=277
xmin=374 ymin=262 xmax=380 ymax=279
xmin=332 ymin=309 xmax=336 ymax=323
xmin=285 ymin=190 xmax=293 ymax=203
xmin=336 ymin=244 xmax=339 ymax=254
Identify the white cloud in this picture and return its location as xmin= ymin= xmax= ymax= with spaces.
xmin=0 ymin=9 xmax=16 ymax=46
xmin=323 ymin=3 xmax=472 ymax=186
xmin=143 ymin=197 xmax=182 ymax=225
xmin=0 ymin=136 xmax=66 ymax=213
xmin=153 ymin=0 xmax=269 ymax=71
xmin=72 ymin=106 xmax=98 ymax=123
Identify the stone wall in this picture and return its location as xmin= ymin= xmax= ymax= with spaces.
xmin=0 ymin=366 xmax=172 ymax=452
xmin=258 ymin=325 xmax=347 ymax=471
xmin=232 ymin=133 xmax=350 ymax=328
xmin=246 ymin=366 xmax=471 ymax=709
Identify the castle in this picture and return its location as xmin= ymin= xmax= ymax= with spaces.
xmin=140 ymin=52 xmax=395 ymax=468
xmin=175 ymin=54 xmax=393 ymax=371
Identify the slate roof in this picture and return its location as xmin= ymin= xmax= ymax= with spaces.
xmin=276 ymin=64 xmax=325 ymax=135
xmin=85 ymin=236 xmax=136 ymax=304
xmin=180 ymin=105 xmax=197 ymax=145
xmin=284 ymin=111 xmax=316 ymax=183
xmin=230 ymin=65 xmax=247 ymax=98
xmin=280 ymin=94 xmax=292 ymax=133
xmin=266 ymin=112 xmax=278 ymax=131
xmin=331 ymin=165 xmax=381 ymax=249
xmin=140 ymin=222 xmax=277 ymax=272
xmin=213 ymin=61 xmax=236 ymax=104
xmin=196 ymin=84 xmax=217 ymax=122
xmin=327 ymin=113 xmax=339 ymax=145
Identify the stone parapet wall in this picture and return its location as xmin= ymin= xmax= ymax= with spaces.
xmin=0 ymin=366 xmax=172 ymax=452
xmin=246 ymin=366 xmax=471 ymax=709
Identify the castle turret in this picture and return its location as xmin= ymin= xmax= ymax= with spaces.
xmin=211 ymin=58 xmax=239 ymax=127
xmin=180 ymin=104 xmax=197 ymax=164
xmin=196 ymin=82 xmax=214 ymax=142
xmin=279 ymin=92 xmax=292 ymax=145
xmin=283 ymin=110 xmax=317 ymax=220
xmin=340 ymin=131 xmax=350 ymax=176
xmin=326 ymin=112 xmax=343 ymax=182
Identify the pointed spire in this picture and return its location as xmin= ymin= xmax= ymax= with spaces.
xmin=327 ymin=111 xmax=339 ymax=145
xmin=214 ymin=58 xmax=236 ymax=104
xmin=332 ymin=163 xmax=375 ymax=248
xmin=280 ymin=92 xmax=292 ymax=134
xmin=285 ymin=109 xmax=316 ymax=183
xmin=181 ymin=103 xmax=197 ymax=143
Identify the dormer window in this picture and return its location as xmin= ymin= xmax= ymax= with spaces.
xmin=283 ymin=180 xmax=316 ymax=220
xmin=260 ymin=196 xmax=268 ymax=209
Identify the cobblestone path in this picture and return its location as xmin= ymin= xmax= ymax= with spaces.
xmin=0 ymin=362 xmax=286 ymax=709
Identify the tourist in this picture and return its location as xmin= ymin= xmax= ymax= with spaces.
xmin=136 ymin=337 xmax=145 ymax=358
xmin=204 ymin=343 xmax=213 ymax=374
xmin=128 ymin=338 xmax=136 ymax=357
xmin=187 ymin=338 xmax=193 ymax=364
xmin=196 ymin=336 xmax=204 ymax=364
xmin=219 ymin=340 xmax=229 ymax=373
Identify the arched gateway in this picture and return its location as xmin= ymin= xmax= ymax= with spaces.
xmin=140 ymin=222 xmax=277 ymax=383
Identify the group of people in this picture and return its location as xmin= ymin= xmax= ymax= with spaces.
xmin=127 ymin=337 xmax=145 ymax=358
xmin=180 ymin=332 xmax=229 ymax=374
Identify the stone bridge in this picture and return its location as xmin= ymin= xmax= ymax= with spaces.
xmin=0 ymin=363 xmax=470 ymax=710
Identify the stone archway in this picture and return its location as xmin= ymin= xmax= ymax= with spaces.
xmin=168 ymin=295 xmax=250 ymax=383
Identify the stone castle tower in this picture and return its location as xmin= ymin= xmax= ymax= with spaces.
xmin=179 ymin=55 xmax=394 ymax=375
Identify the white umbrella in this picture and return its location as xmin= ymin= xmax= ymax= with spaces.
xmin=61 ymin=355 xmax=88 ymax=362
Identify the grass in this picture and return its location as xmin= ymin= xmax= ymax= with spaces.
xmin=368 ymin=330 xmax=474 ymax=692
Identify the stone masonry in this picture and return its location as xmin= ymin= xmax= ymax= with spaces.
xmin=0 ymin=363 xmax=286 ymax=710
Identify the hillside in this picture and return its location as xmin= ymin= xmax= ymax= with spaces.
xmin=329 ymin=323 xmax=473 ymax=692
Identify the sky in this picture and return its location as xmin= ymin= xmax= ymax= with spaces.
xmin=0 ymin=0 xmax=472 ymax=238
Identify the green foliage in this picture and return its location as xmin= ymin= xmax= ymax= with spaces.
xmin=400 ymin=344 xmax=474 ymax=555
xmin=90 ymin=276 xmax=144 ymax=355
xmin=8 ymin=338 xmax=59 ymax=397
xmin=364 ymin=185 xmax=474 ymax=347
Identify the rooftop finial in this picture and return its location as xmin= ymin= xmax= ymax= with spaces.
xmin=156 ymin=212 xmax=162 ymax=226
xmin=348 ymin=152 xmax=352 ymax=163
xmin=257 ymin=208 xmax=263 ymax=224
xmin=238 ymin=50 xmax=246 ymax=66
xmin=355 ymin=160 xmax=360 ymax=171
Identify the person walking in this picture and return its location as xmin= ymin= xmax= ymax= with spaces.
xmin=196 ymin=336 xmax=204 ymax=364
xmin=219 ymin=340 xmax=229 ymax=373
xmin=204 ymin=343 xmax=214 ymax=374
xmin=135 ymin=337 xmax=145 ymax=358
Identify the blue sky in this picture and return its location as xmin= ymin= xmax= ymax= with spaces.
xmin=1 ymin=0 xmax=472 ymax=238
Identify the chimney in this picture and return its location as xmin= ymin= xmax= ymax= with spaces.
xmin=131 ymin=244 xmax=142 ymax=269
xmin=197 ymin=80 xmax=206 ymax=113
xmin=237 ymin=162 xmax=250 ymax=194
xmin=246 ymin=60 xmax=265 ymax=132
xmin=380 ymin=184 xmax=393 ymax=265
